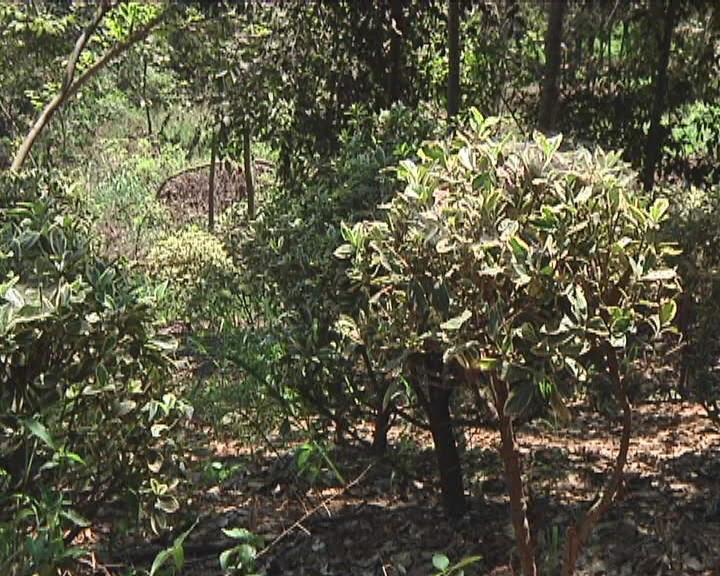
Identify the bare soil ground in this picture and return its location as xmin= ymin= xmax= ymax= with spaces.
xmin=98 ymin=401 xmax=720 ymax=576
xmin=157 ymin=161 xmax=246 ymax=227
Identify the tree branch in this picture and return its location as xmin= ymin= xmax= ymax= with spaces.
xmin=11 ymin=2 xmax=170 ymax=171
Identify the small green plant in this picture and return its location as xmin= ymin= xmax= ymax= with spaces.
xmin=0 ymin=173 xmax=190 ymax=572
xmin=431 ymin=553 xmax=482 ymax=576
xmin=149 ymin=519 xmax=198 ymax=576
xmin=295 ymin=440 xmax=345 ymax=486
xmin=342 ymin=112 xmax=680 ymax=574
xmin=219 ymin=528 xmax=264 ymax=575
xmin=201 ymin=461 xmax=244 ymax=485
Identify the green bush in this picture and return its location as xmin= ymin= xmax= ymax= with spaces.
xmin=340 ymin=112 xmax=679 ymax=569
xmin=0 ymin=173 xmax=190 ymax=574
xmin=667 ymin=183 xmax=720 ymax=421
xmin=232 ymin=103 xmax=441 ymax=441
xmin=147 ymin=225 xmax=241 ymax=329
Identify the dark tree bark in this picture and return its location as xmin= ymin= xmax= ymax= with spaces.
xmin=642 ymin=0 xmax=679 ymax=191
xmin=362 ymin=347 xmax=391 ymax=455
xmin=387 ymin=0 xmax=404 ymax=105
xmin=447 ymin=0 xmax=461 ymax=119
xmin=142 ymin=55 xmax=152 ymax=136
xmin=538 ymin=0 xmax=567 ymax=133
xmin=243 ymin=122 xmax=255 ymax=219
xmin=208 ymin=124 xmax=218 ymax=231
xmin=419 ymin=352 xmax=466 ymax=518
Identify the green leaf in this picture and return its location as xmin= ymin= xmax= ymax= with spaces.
xmin=4 ymin=287 xmax=24 ymax=308
xmin=470 ymin=357 xmax=500 ymax=372
xmin=509 ymin=236 xmax=529 ymax=260
xmin=219 ymin=548 xmax=234 ymax=571
xmin=115 ymin=399 xmax=137 ymax=417
xmin=659 ymin=300 xmax=677 ymax=326
xmin=237 ymin=543 xmax=256 ymax=563
xmin=575 ymin=185 xmax=593 ymax=204
xmin=440 ymin=309 xmax=472 ymax=331
xmin=382 ymin=380 xmax=400 ymax=412
xmin=22 ymin=418 xmax=56 ymax=450
xmin=149 ymin=518 xmax=198 ymax=576
xmin=156 ymin=496 xmax=179 ymax=514
xmin=336 ymin=314 xmax=362 ymax=344
xmin=432 ymin=553 xmax=450 ymax=571
xmin=435 ymin=237 xmax=453 ymax=254
xmin=449 ymin=555 xmax=483 ymax=572
xmin=61 ymin=508 xmax=91 ymax=528
xmin=173 ymin=543 xmax=184 ymax=571
xmin=568 ymin=285 xmax=587 ymax=323
xmin=150 ymin=548 xmax=173 ymax=576
xmin=458 ymin=147 xmax=474 ymax=171
xmin=333 ymin=243 xmax=354 ymax=260
xmin=59 ymin=450 xmax=86 ymax=465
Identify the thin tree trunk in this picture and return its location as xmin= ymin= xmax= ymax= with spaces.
xmin=142 ymin=55 xmax=152 ymax=136
xmin=208 ymin=125 xmax=218 ymax=231
xmin=561 ymin=347 xmax=632 ymax=576
xmin=642 ymin=0 xmax=678 ymax=191
xmin=387 ymin=0 xmax=404 ymax=105
xmin=495 ymin=379 xmax=537 ymax=576
xmin=619 ymin=19 xmax=627 ymax=81
xmin=11 ymin=2 xmax=168 ymax=171
xmin=361 ymin=347 xmax=391 ymax=455
xmin=425 ymin=353 xmax=466 ymax=518
xmin=587 ymin=33 xmax=595 ymax=92
xmin=538 ymin=0 xmax=567 ymax=133
xmin=243 ymin=123 xmax=255 ymax=219
xmin=496 ymin=0 xmax=518 ymax=114
xmin=447 ymin=0 xmax=461 ymax=119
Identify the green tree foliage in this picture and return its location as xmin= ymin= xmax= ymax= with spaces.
xmin=232 ymin=104 xmax=440 ymax=445
xmin=340 ymin=112 xmax=679 ymax=570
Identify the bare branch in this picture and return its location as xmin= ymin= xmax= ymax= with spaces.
xmin=11 ymin=2 xmax=170 ymax=171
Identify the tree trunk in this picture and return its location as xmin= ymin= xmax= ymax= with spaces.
xmin=142 ymin=55 xmax=152 ymax=136
xmin=495 ymin=380 xmax=537 ymax=576
xmin=11 ymin=2 xmax=168 ymax=172
xmin=208 ymin=125 xmax=218 ymax=231
xmin=642 ymin=0 xmax=679 ymax=192
xmin=425 ymin=353 xmax=466 ymax=518
xmin=538 ymin=0 xmax=567 ymax=133
xmin=372 ymin=403 xmax=391 ymax=455
xmin=387 ymin=0 xmax=404 ymax=106
xmin=243 ymin=123 xmax=255 ymax=219
xmin=362 ymin=347 xmax=391 ymax=455
xmin=447 ymin=0 xmax=461 ymax=119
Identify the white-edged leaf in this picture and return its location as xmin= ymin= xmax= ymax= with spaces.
xmin=440 ymin=310 xmax=472 ymax=331
xmin=641 ymin=268 xmax=676 ymax=282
